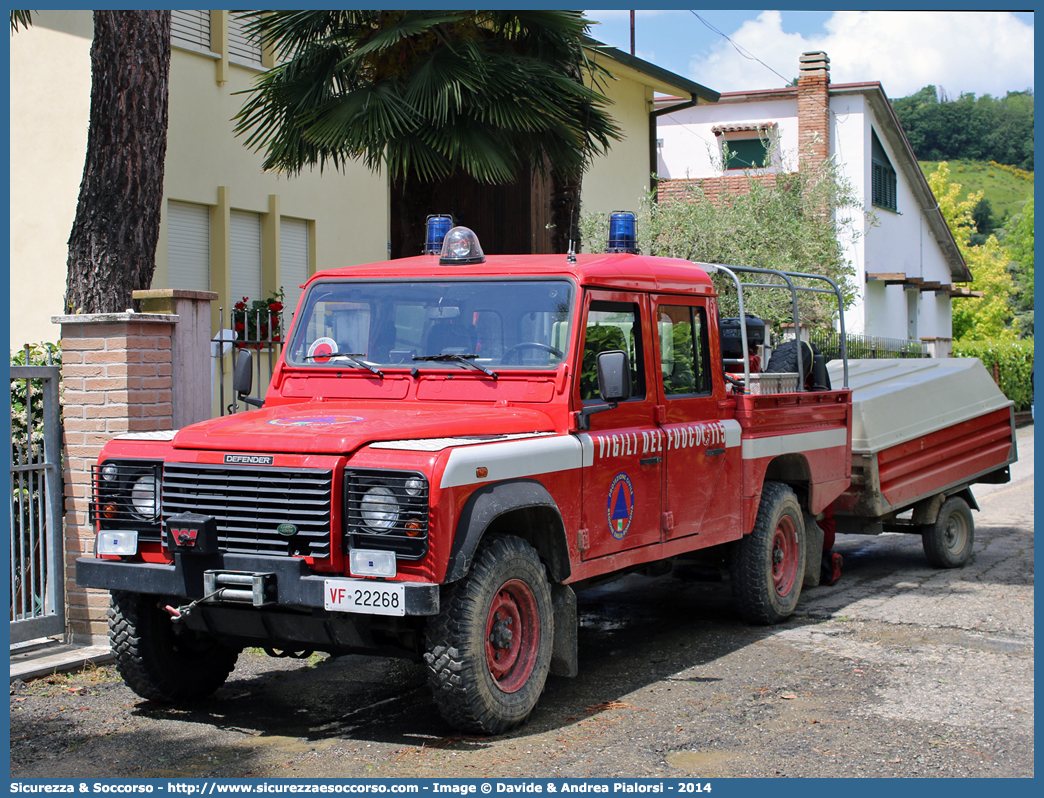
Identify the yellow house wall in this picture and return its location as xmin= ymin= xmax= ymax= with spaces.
xmin=581 ymin=71 xmax=654 ymax=236
xmin=9 ymin=11 xmax=390 ymax=348
xmin=9 ymin=12 xmax=93 ymax=346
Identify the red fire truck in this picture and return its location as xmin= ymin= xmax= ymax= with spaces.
xmin=78 ymin=222 xmax=1016 ymax=733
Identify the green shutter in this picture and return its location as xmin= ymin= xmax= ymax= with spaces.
xmin=726 ymin=138 xmax=769 ymax=169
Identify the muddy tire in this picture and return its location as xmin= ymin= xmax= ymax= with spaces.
xmin=109 ymin=591 xmax=240 ymax=703
xmin=424 ymin=535 xmax=554 ymax=734
xmin=730 ymin=482 xmax=807 ymax=624
xmin=922 ymin=496 xmax=975 ymax=568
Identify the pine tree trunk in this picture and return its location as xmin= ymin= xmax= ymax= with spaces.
xmin=65 ymin=11 xmax=170 ymax=314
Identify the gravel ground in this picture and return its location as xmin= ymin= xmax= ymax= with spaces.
xmin=9 ymin=426 xmax=1033 ymax=779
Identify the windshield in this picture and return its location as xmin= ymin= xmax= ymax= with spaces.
xmin=286 ymin=279 xmax=575 ymax=370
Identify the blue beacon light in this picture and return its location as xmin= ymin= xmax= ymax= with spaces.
xmin=606 ymin=211 xmax=639 ymax=254
xmin=424 ymin=214 xmax=454 ymax=255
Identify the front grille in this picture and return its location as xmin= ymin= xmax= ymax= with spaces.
xmin=162 ymin=463 xmax=333 ymax=558
xmin=345 ymin=470 xmax=429 ymax=559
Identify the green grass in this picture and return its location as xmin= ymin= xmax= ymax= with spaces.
xmin=920 ymin=159 xmax=1034 ymax=229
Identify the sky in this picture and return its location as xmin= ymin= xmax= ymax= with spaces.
xmin=584 ymin=9 xmax=1035 ymax=101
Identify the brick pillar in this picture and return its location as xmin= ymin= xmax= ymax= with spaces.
xmin=797 ymin=51 xmax=831 ymax=168
xmin=134 ymin=289 xmax=218 ymax=428
xmin=51 ymin=312 xmax=177 ymax=644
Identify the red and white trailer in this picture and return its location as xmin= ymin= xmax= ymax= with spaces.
xmin=829 ymin=357 xmax=1017 ymax=567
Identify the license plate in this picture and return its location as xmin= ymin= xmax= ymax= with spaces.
xmin=324 ymin=579 xmax=406 ymax=616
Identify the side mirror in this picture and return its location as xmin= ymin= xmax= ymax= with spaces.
xmin=577 ymin=350 xmax=631 ymax=431
xmin=233 ymin=349 xmax=264 ymax=408
xmin=596 ymin=350 xmax=631 ymax=403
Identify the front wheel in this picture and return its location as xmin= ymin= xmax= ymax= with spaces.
xmin=922 ymin=496 xmax=975 ymax=568
xmin=424 ymin=535 xmax=554 ymax=734
xmin=109 ymin=591 xmax=240 ymax=703
xmin=730 ymin=482 xmax=807 ymax=624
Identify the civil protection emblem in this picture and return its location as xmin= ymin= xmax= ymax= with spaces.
xmin=606 ymin=472 xmax=635 ymax=540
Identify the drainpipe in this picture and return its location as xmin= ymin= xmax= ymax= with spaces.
xmin=649 ymin=98 xmax=698 ymax=201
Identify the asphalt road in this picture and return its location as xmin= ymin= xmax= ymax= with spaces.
xmin=10 ymin=425 xmax=1033 ymax=779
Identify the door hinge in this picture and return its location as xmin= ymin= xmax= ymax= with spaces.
xmin=656 ymin=404 xmax=667 ymax=425
xmin=661 ymin=511 xmax=675 ymax=533
xmin=578 ymin=528 xmax=590 ymax=553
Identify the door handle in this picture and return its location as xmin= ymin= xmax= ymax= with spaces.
xmin=640 ymin=456 xmax=662 ymax=466
xmin=705 ymin=448 xmax=725 ymax=457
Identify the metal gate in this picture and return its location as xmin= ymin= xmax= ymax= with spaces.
xmin=10 ymin=362 xmax=65 ymax=644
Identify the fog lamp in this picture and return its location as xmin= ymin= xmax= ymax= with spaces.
xmin=349 ymin=549 xmax=397 ymax=578
xmin=96 ymin=530 xmax=138 ymax=556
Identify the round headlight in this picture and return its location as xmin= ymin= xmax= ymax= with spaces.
xmin=404 ymin=477 xmax=425 ymax=497
xmin=360 ymin=486 xmax=399 ymax=531
xmin=130 ymin=474 xmax=160 ymax=521
xmin=101 ymin=463 xmax=119 ymax=481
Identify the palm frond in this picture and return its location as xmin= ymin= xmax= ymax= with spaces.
xmin=234 ymin=9 xmax=621 ymax=183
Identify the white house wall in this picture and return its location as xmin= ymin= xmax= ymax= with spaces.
xmin=845 ymin=96 xmax=953 ymax=340
xmin=829 ymin=93 xmax=871 ymax=336
xmin=658 ymin=87 xmax=956 ymax=343
xmin=656 ymin=98 xmax=798 ymax=179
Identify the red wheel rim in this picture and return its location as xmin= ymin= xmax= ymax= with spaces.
xmin=771 ymin=516 xmax=799 ymax=596
xmin=484 ymin=579 xmax=540 ymax=693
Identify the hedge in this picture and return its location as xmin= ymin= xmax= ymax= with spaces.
xmin=953 ymin=339 xmax=1034 ymax=411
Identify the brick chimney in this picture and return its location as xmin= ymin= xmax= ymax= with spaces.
xmin=797 ymin=51 xmax=830 ymax=167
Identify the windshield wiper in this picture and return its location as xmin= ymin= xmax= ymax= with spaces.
xmin=413 ymin=354 xmax=498 ymax=380
xmin=303 ymin=351 xmax=384 ymax=378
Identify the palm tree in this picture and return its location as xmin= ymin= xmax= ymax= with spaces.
xmin=233 ymin=10 xmax=621 ymax=187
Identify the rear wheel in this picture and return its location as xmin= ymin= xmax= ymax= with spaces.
xmin=731 ymin=482 xmax=807 ymax=624
xmin=922 ymin=496 xmax=975 ymax=568
xmin=109 ymin=591 xmax=240 ymax=703
xmin=424 ymin=535 xmax=553 ymax=734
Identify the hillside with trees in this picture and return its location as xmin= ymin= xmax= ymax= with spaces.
xmin=892 ymin=85 xmax=1033 ymax=170
xmin=893 ymin=86 xmax=1033 ymax=348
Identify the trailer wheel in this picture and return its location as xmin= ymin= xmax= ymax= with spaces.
xmin=424 ymin=535 xmax=554 ymax=734
xmin=921 ymin=496 xmax=975 ymax=568
xmin=109 ymin=591 xmax=240 ymax=703
xmin=731 ymin=482 xmax=807 ymax=624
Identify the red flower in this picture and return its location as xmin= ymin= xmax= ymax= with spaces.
xmin=234 ymin=301 xmax=246 ymax=310
xmin=234 ymin=322 xmax=245 ymax=332
xmin=268 ymin=302 xmax=284 ymax=312
xmin=272 ymin=334 xmax=281 ymax=342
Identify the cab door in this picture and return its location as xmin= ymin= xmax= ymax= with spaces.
xmin=653 ymin=298 xmax=737 ymax=544
xmin=577 ymin=291 xmax=663 ymax=560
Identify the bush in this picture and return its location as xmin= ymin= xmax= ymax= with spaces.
xmin=10 ymin=343 xmax=62 ymax=460
xmin=953 ymin=339 xmax=1034 ymax=411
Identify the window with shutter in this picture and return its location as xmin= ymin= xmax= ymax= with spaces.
xmin=171 ymin=11 xmax=213 ymax=55
xmin=871 ymin=130 xmax=898 ymax=212
xmin=725 ymin=138 xmax=770 ymax=170
xmin=167 ymin=201 xmax=210 ymax=292
xmin=230 ymin=210 xmax=263 ymax=301
xmin=228 ymin=12 xmax=263 ymax=68
xmin=280 ymin=217 xmax=310 ymax=316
